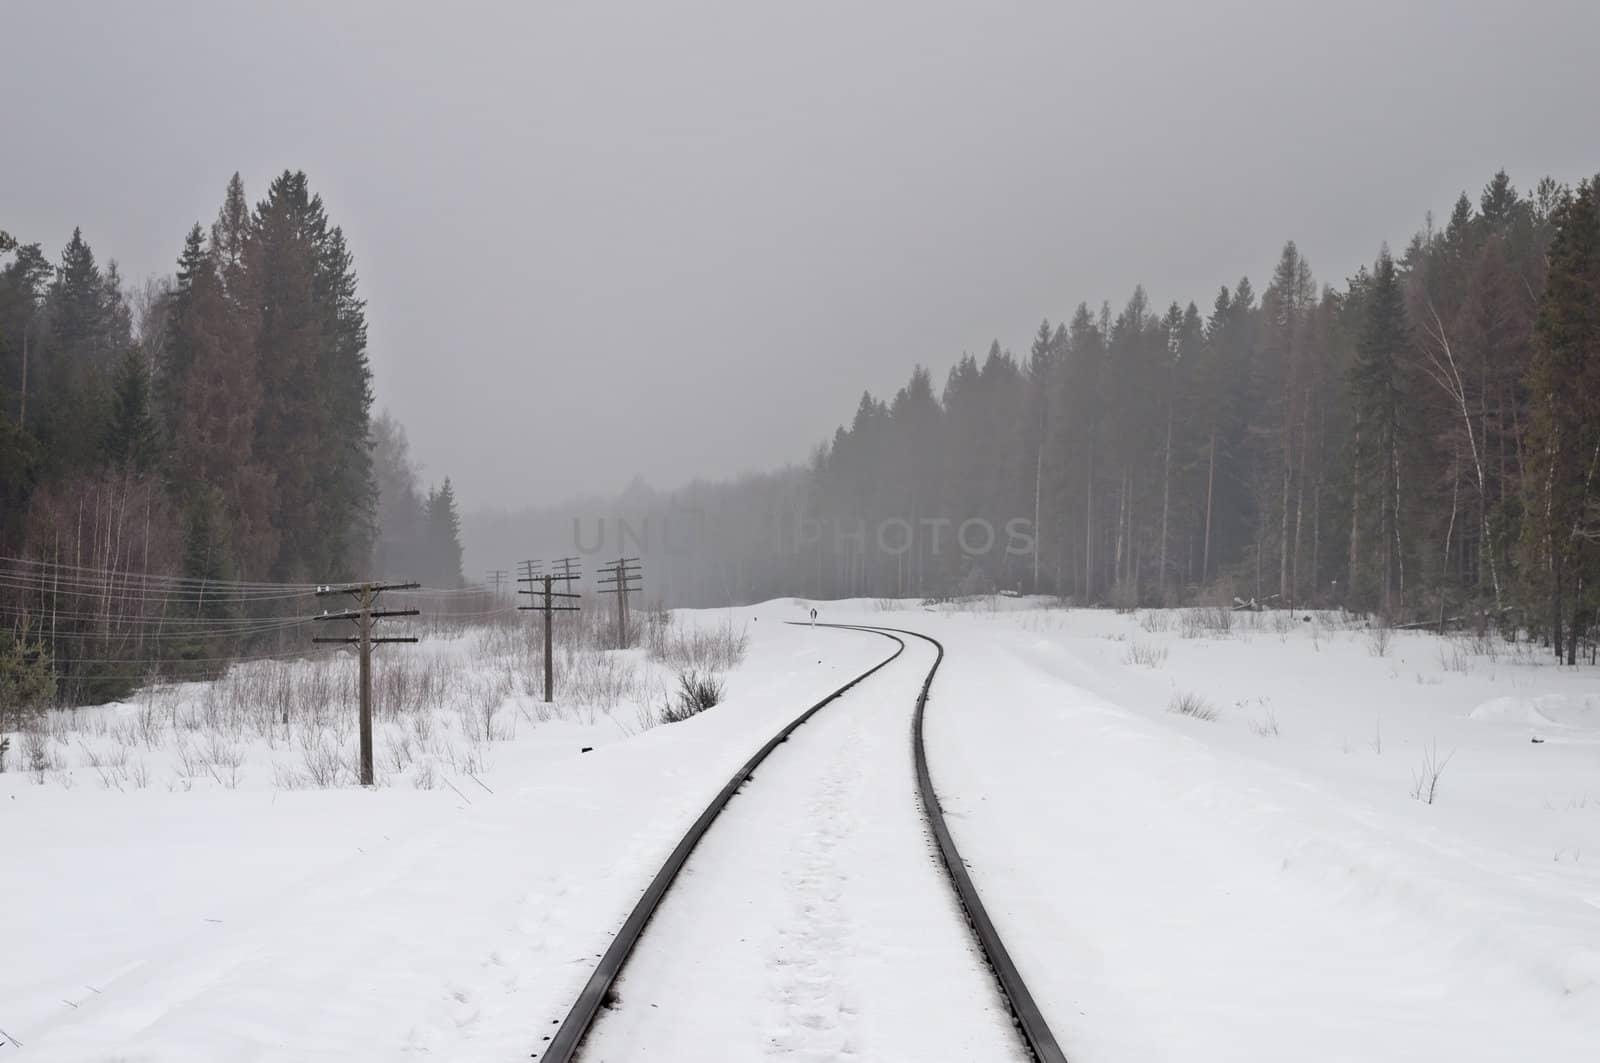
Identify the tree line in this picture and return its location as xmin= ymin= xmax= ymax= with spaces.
xmin=0 ymin=173 xmax=466 ymax=703
xmin=473 ymin=170 xmax=1600 ymax=661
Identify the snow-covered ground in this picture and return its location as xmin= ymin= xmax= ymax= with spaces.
xmin=578 ymin=631 xmax=1025 ymax=1063
xmin=910 ymin=602 xmax=1600 ymax=1061
xmin=4 ymin=600 xmax=1598 ymax=1060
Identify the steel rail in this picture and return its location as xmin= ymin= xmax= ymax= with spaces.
xmin=534 ymin=626 xmax=906 ymax=1062
xmin=838 ymin=622 xmax=1071 ymax=1063
xmin=535 ymin=620 xmax=1068 ymax=1063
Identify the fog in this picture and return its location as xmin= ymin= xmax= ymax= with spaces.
xmin=6 ymin=0 xmax=1598 ymax=514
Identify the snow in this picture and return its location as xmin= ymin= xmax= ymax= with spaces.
xmin=1 ymin=618 xmax=891 ymax=1060
xmin=576 ymin=631 xmax=1025 ymax=1062
xmin=907 ymin=602 xmax=1600 ymax=1062
xmin=4 ymin=601 xmax=1599 ymax=1061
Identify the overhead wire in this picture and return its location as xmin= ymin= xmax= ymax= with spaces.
xmin=0 ymin=555 xmax=324 ymax=589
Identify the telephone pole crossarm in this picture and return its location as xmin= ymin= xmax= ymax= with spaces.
xmin=315 ymin=581 xmax=421 ymax=597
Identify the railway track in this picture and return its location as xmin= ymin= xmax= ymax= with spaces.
xmin=534 ymin=621 xmax=1067 ymax=1062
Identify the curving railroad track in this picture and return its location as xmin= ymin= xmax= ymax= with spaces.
xmin=534 ymin=621 xmax=1068 ymax=1063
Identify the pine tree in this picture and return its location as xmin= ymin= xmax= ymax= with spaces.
xmin=1519 ymin=177 xmax=1600 ymax=662
xmin=0 ymin=240 xmax=52 ymax=429
xmin=167 ymin=201 xmax=277 ymax=578
xmin=1025 ymin=320 xmax=1055 ymax=590
xmin=1263 ymin=242 xmax=1317 ymax=605
xmin=211 ymin=173 xmax=250 ymax=282
xmin=1350 ymin=247 xmax=1409 ymax=614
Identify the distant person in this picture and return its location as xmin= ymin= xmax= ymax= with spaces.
xmin=809 ymin=607 xmax=818 ymax=627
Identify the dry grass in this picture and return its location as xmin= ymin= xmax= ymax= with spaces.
xmin=1169 ymin=691 xmax=1220 ymax=722
xmin=647 ymin=614 xmax=749 ymax=672
xmin=1179 ymin=607 xmax=1233 ymax=639
xmin=1125 ymin=641 xmax=1169 ymax=668
xmin=9 ymin=607 xmax=747 ymax=791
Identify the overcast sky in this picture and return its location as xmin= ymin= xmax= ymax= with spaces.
xmin=6 ymin=0 xmax=1598 ymax=513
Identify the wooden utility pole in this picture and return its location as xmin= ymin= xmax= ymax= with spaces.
xmin=312 ymin=581 xmax=420 ymax=786
xmin=596 ymin=557 xmax=641 ymax=649
xmin=517 ymin=560 xmax=579 ymax=702
xmin=486 ymin=569 xmax=508 ymax=601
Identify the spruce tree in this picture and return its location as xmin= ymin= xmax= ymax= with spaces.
xmin=1519 ymin=177 xmax=1600 ymax=662
xmin=1479 ymin=171 xmax=1519 ymax=229
xmin=104 ymin=349 xmax=161 ymax=470
xmin=38 ymin=228 xmax=129 ymax=470
xmin=159 ymin=223 xmax=207 ymax=434
xmin=52 ymin=228 xmax=106 ymax=363
xmin=1350 ymin=247 xmax=1409 ymax=614
xmin=0 ymin=616 xmax=55 ymax=737
xmin=249 ymin=171 xmax=374 ymax=581
xmin=426 ymin=478 xmax=465 ymax=589
xmin=168 ymin=489 xmax=239 ymax=670
xmin=0 ymin=240 xmax=52 ymax=427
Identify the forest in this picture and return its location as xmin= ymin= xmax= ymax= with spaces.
xmin=473 ymin=170 xmax=1600 ymax=661
xmin=0 ymin=174 xmax=467 ymax=706
xmin=6 ymin=167 xmax=1600 ymax=713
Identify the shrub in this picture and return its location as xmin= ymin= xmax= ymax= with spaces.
xmin=662 ymin=670 xmax=724 ymax=724
xmin=1410 ymin=740 xmax=1454 ymax=805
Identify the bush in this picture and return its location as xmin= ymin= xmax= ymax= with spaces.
xmin=1410 ymin=739 xmax=1454 ymax=805
xmin=662 ymin=670 xmax=724 ymax=724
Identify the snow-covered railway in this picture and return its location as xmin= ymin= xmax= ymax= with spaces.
xmin=537 ymin=624 xmax=1066 ymax=1063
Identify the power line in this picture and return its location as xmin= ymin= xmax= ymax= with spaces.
xmin=5 ymin=618 xmax=316 ymax=642
xmin=0 ymin=604 xmax=319 ymax=626
xmin=0 ymin=555 xmax=322 ymax=591
xmin=47 ymin=647 xmax=341 ymax=667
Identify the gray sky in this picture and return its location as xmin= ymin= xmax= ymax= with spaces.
xmin=6 ymin=0 xmax=1598 ymax=512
